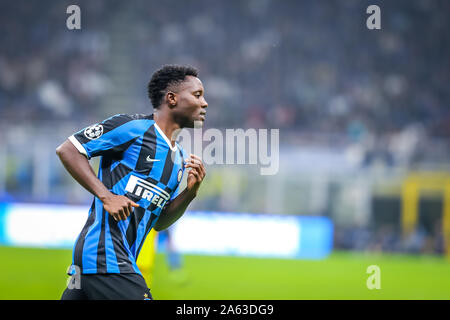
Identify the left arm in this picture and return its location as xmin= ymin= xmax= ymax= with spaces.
xmin=153 ymin=154 xmax=206 ymax=231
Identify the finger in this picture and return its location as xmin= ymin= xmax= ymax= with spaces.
xmin=184 ymin=163 xmax=197 ymax=170
xmin=126 ymin=201 xmax=138 ymax=214
xmin=122 ymin=207 xmax=129 ymax=219
xmin=127 ymin=202 xmax=134 ymax=215
xmin=189 ymin=156 xmax=205 ymax=174
xmin=188 ymin=167 xmax=198 ymax=176
xmin=186 ymin=165 xmax=203 ymax=180
xmin=189 ymin=157 xmax=203 ymax=166
xmin=122 ymin=204 xmax=130 ymax=218
xmin=130 ymin=201 xmax=139 ymax=208
xmin=185 ymin=162 xmax=202 ymax=169
xmin=107 ymin=209 xmax=118 ymax=222
xmin=190 ymin=154 xmax=202 ymax=161
xmin=186 ymin=158 xmax=202 ymax=168
xmin=197 ymin=162 xmax=206 ymax=178
xmin=188 ymin=168 xmax=201 ymax=181
xmin=189 ymin=165 xmax=204 ymax=181
xmin=118 ymin=208 xmax=126 ymax=220
xmin=188 ymin=163 xmax=205 ymax=179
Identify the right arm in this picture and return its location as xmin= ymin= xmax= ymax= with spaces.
xmin=56 ymin=139 xmax=138 ymax=221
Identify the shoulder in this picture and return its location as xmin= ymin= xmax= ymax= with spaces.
xmin=101 ymin=113 xmax=154 ymax=123
xmin=128 ymin=113 xmax=155 ymax=121
xmin=101 ymin=113 xmax=154 ymax=131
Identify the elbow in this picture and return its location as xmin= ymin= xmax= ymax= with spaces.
xmin=56 ymin=141 xmax=73 ymax=161
xmin=153 ymin=223 xmax=165 ymax=232
xmin=56 ymin=143 xmax=65 ymax=158
xmin=56 ymin=139 xmax=73 ymax=158
xmin=56 ymin=145 xmax=62 ymax=157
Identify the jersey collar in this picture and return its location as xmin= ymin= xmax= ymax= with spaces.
xmin=154 ymin=122 xmax=178 ymax=152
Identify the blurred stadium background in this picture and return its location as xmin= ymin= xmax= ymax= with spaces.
xmin=0 ymin=0 xmax=450 ymax=299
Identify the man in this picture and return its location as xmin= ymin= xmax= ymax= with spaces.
xmin=57 ymin=65 xmax=207 ymax=300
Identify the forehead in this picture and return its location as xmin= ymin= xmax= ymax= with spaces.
xmin=177 ymin=75 xmax=204 ymax=92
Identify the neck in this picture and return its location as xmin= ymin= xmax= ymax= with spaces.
xmin=153 ymin=109 xmax=180 ymax=147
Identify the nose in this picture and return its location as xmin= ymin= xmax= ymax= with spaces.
xmin=202 ymin=97 xmax=208 ymax=109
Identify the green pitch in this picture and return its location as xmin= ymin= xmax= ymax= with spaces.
xmin=0 ymin=246 xmax=449 ymax=300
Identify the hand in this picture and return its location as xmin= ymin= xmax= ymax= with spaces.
xmin=184 ymin=154 xmax=206 ymax=195
xmin=101 ymin=193 xmax=139 ymax=221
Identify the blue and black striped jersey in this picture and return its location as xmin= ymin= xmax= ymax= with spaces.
xmin=68 ymin=113 xmax=187 ymax=274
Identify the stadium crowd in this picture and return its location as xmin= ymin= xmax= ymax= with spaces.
xmin=335 ymin=222 xmax=445 ymax=255
xmin=1 ymin=0 xmax=449 ymax=139
xmin=0 ymin=1 xmax=113 ymax=123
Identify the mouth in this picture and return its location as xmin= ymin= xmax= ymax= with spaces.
xmin=199 ymin=113 xmax=206 ymax=121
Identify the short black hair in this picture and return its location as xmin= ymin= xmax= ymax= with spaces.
xmin=147 ymin=64 xmax=199 ymax=108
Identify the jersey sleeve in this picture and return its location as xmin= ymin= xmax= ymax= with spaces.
xmin=68 ymin=114 xmax=144 ymax=159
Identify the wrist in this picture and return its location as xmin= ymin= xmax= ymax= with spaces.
xmin=98 ymin=191 xmax=113 ymax=203
xmin=185 ymin=188 xmax=198 ymax=200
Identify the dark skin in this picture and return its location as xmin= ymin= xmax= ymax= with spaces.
xmin=56 ymin=75 xmax=208 ymax=231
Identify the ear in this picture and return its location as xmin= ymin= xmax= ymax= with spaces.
xmin=166 ymin=91 xmax=177 ymax=108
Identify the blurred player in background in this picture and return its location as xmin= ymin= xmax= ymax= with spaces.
xmin=161 ymin=227 xmax=189 ymax=284
xmin=136 ymin=229 xmax=159 ymax=287
xmin=57 ymin=65 xmax=208 ymax=300
xmin=137 ymin=227 xmax=188 ymax=288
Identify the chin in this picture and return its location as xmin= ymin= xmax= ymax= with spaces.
xmin=179 ymin=115 xmax=204 ymax=128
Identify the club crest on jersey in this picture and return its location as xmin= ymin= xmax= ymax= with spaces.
xmin=125 ymin=175 xmax=170 ymax=208
xmin=84 ymin=124 xmax=103 ymax=140
xmin=177 ymin=169 xmax=183 ymax=182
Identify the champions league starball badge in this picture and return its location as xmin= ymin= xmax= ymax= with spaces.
xmin=84 ymin=124 xmax=104 ymax=140
xmin=177 ymin=168 xmax=183 ymax=182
